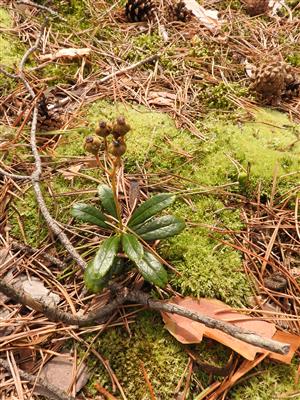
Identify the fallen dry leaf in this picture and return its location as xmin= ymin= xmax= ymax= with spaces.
xmin=59 ymin=164 xmax=83 ymax=180
xmin=39 ymin=47 xmax=91 ymax=62
xmin=0 ymin=247 xmax=9 ymax=266
xmin=147 ymin=91 xmax=177 ymax=107
xmin=15 ymin=276 xmax=60 ymax=308
xmin=162 ymin=297 xmax=300 ymax=363
xmin=182 ymin=0 xmax=221 ymax=32
xmin=36 ymin=355 xmax=89 ymax=396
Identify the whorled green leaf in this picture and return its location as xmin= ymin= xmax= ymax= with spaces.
xmin=133 ymin=215 xmax=186 ymax=241
xmin=110 ymin=257 xmax=124 ymax=277
xmin=84 ymin=236 xmax=120 ymax=292
xmin=98 ymin=184 xmax=118 ymax=219
xmin=84 ymin=256 xmax=124 ymax=293
xmin=84 ymin=262 xmax=109 ymax=293
xmin=128 ymin=193 xmax=175 ymax=227
xmin=122 ymin=233 xmax=144 ymax=264
xmin=135 ymin=251 xmax=168 ymax=287
xmin=71 ymin=203 xmax=109 ymax=229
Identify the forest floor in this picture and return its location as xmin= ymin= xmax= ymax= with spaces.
xmin=0 ymin=1 xmax=300 ymax=399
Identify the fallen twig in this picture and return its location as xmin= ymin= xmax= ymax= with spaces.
xmin=0 ymin=22 xmax=87 ymax=271
xmin=127 ymin=290 xmax=290 ymax=355
xmin=96 ymin=54 xmax=160 ymax=84
xmin=0 ymin=278 xmax=290 ymax=355
xmin=11 ymin=241 xmax=67 ymax=269
xmin=0 ymin=357 xmax=74 ymax=400
xmin=0 ymin=279 xmax=129 ymax=326
xmin=0 ymin=168 xmax=30 ymax=180
xmin=15 ymin=0 xmax=67 ymax=22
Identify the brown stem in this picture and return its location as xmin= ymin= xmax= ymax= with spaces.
xmin=110 ymin=158 xmax=123 ymax=229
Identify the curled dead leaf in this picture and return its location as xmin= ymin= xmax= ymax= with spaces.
xmin=162 ymin=297 xmax=300 ymax=363
xmin=59 ymin=164 xmax=83 ymax=180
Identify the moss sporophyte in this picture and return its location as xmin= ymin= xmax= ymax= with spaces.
xmin=72 ymin=116 xmax=186 ymax=292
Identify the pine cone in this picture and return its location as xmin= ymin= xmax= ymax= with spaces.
xmin=251 ymin=61 xmax=300 ymax=104
xmin=283 ymin=65 xmax=300 ymax=99
xmin=167 ymin=1 xmax=192 ymax=22
xmin=250 ymin=61 xmax=287 ymax=105
xmin=125 ymin=0 xmax=157 ymax=22
xmin=243 ymin=0 xmax=269 ymax=16
xmin=37 ymin=94 xmax=64 ymax=131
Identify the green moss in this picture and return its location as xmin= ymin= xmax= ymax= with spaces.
xmin=162 ymin=197 xmax=250 ymax=306
xmin=39 ymin=63 xmax=81 ymax=86
xmin=86 ymin=100 xmax=199 ymax=173
xmin=87 ymin=311 xmax=188 ymax=399
xmin=8 ymin=169 xmax=103 ymax=246
xmin=0 ymin=8 xmax=23 ymax=67
xmin=53 ymin=127 xmax=92 ymax=158
xmin=286 ymin=53 xmax=300 ymax=67
xmin=125 ymin=33 xmax=163 ymax=63
xmin=191 ymin=108 xmax=300 ymax=194
xmin=84 ymin=101 xmax=300 ymax=196
xmin=229 ymin=360 xmax=299 ymax=400
xmin=199 ymin=82 xmax=251 ymax=110
xmin=52 ymin=0 xmax=92 ymax=30
xmin=0 ymin=8 xmax=25 ymax=94
xmin=0 ymin=7 xmax=12 ymax=28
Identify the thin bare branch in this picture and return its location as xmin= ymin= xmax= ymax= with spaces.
xmin=127 ymin=290 xmax=290 ymax=355
xmin=0 ymin=279 xmax=129 ymax=326
xmin=16 ymin=0 xmax=67 ymax=22
xmin=0 ymin=357 xmax=75 ymax=400
xmin=96 ymin=54 xmax=160 ymax=84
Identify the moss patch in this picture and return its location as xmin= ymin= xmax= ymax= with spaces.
xmin=0 ymin=8 xmax=23 ymax=66
xmin=229 ymin=360 xmax=299 ymax=400
xmin=85 ymin=101 xmax=300 ymax=194
xmin=0 ymin=8 xmax=24 ymax=94
xmin=4 ymin=83 xmax=300 ymax=400
xmin=8 ymin=102 xmax=299 ymax=300
xmin=87 ymin=311 xmax=189 ymax=399
xmin=162 ymin=197 xmax=250 ymax=306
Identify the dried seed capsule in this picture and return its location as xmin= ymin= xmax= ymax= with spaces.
xmin=109 ymin=138 xmax=127 ymax=157
xmin=95 ymin=120 xmax=112 ymax=138
xmin=112 ymin=116 xmax=131 ymax=139
xmin=84 ymin=135 xmax=101 ymax=155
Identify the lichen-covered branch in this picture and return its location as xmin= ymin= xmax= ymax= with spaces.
xmin=16 ymin=0 xmax=67 ymax=21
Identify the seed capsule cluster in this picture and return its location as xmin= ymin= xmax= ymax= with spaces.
xmin=84 ymin=116 xmax=131 ymax=158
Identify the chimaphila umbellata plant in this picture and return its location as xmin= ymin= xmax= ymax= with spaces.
xmin=72 ymin=116 xmax=186 ymax=293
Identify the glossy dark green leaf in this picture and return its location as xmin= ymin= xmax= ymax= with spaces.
xmin=84 ymin=261 xmax=109 ymax=293
xmin=84 ymin=236 xmax=120 ymax=292
xmin=110 ymin=257 xmax=124 ymax=277
xmin=133 ymin=215 xmax=185 ymax=240
xmin=98 ymin=184 xmax=118 ymax=219
xmin=135 ymin=251 xmax=168 ymax=287
xmin=122 ymin=233 xmax=144 ymax=264
xmin=128 ymin=193 xmax=175 ymax=228
xmin=84 ymin=255 xmax=124 ymax=293
xmin=71 ymin=203 xmax=109 ymax=229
